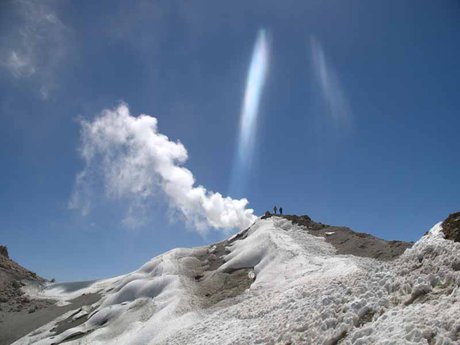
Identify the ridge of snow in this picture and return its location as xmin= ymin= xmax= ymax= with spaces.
xmin=15 ymin=218 xmax=460 ymax=345
xmin=418 ymin=221 xmax=444 ymax=242
xmin=220 ymin=218 xmax=358 ymax=288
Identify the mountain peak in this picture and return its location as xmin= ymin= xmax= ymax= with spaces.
xmin=5 ymin=213 xmax=460 ymax=345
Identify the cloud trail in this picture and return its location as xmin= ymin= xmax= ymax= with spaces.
xmin=70 ymin=103 xmax=257 ymax=233
xmin=0 ymin=0 xmax=70 ymax=99
xmin=230 ymin=29 xmax=269 ymax=195
xmin=310 ymin=36 xmax=352 ymax=129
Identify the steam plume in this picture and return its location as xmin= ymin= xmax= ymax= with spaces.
xmin=70 ymin=103 xmax=257 ymax=233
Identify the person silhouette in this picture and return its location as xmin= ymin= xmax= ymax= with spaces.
xmin=279 ymin=207 xmax=283 ymax=215
xmin=273 ymin=206 xmax=277 ymax=214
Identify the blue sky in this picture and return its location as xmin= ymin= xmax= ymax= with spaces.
xmin=0 ymin=0 xmax=459 ymax=282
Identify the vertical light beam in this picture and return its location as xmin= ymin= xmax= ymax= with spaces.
xmin=230 ymin=29 xmax=269 ymax=196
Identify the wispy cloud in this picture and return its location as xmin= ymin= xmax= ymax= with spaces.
xmin=310 ymin=36 xmax=352 ymax=129
xmin=230 ymin=29 xmax=270 ymax=195
xmin=70 ymin=103 xmax=257 ymax=233
xmin=0 ymin=0 xmax=70 ymax=99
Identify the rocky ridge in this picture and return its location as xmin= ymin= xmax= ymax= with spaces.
xmin=0 ymin=246 xmax=46 ymax=312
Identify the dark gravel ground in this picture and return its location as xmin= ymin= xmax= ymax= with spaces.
xmin=185 ymin=234 xmax=254 ymax=309
xmin=0 ymin=250 xmax=47 ymax=321
xmin=280 ymin=214 xmax=413 ymax=260
xmin=0 ymin=248 xmax=102 ymax=345
xmin=0 ymin=293 xmax=101 ymax=345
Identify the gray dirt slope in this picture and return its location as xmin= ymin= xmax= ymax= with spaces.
xmin=280 ymin=214 xmax=413 ymax=260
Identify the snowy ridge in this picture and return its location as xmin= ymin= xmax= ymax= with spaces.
xmin=220 ymin=218 xmax=358 ymax=288
xmin=15 ymin=218 xmax=460 ymax=345
xmin=21 ymin=247 xmax=207 ymax=344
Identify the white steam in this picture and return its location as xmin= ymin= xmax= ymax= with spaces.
xmin=70 ymin=103 xmax=257 ymax=233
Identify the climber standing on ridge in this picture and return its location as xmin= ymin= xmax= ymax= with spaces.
xmin=273 ymin=206 xmax=278 ymax=214
xmin=279 ymin=207 xmax=283 ymax=215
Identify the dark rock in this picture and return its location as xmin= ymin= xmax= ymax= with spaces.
xmin=0 ymin=245 xmax=8 ymax=258
xmin=441 ymin=212 xmax=460 ymax=242
xmin=281 ymin=214 xmax=325 ymax=231
xmin=261 ymin=211 xmax=272 ymax=219
xmin=452 ymin=261 xmax=460 ymax=271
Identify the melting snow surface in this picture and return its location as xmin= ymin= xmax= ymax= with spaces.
xmin=15 ymin=218 xmax=460 ymax=345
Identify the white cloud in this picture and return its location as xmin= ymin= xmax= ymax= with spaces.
xmin=70 ymin=103 xmax=257 ymax=233
xmin=0 ymin=0 xmax=70 ymax=99
xmin=4 ymin=51 xmax=36 ymax=77
xmin=310 ymin=36 xmax=352 ymax=129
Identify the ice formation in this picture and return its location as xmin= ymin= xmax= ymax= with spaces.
xmin=14 ymin=218 xmax=460 ymax=345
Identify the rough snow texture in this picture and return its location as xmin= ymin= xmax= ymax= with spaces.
xmin=14 ymin=219 xmax=460 ymax=345
xmin=220 ymin=219 xmax=357 ymax=289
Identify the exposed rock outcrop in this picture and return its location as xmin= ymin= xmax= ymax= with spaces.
xmin=0 ymin=245 xmax=54 ymax=345
xmin=0 ymin=246 xmax=8 ymax=258
xmin=441 ymin=211 xmax=460 ymax=242
xmin=0 ymin=245 xmax=46 ymax=317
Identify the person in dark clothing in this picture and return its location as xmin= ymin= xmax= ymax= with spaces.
xmin=279 ymin=207 xmax=283 ymax=215
xmin=273 ymin=206 xmax=278 ymax=214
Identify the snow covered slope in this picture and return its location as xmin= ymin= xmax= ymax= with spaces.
xmin=14 ymin=217 xmax=460 ymax=345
